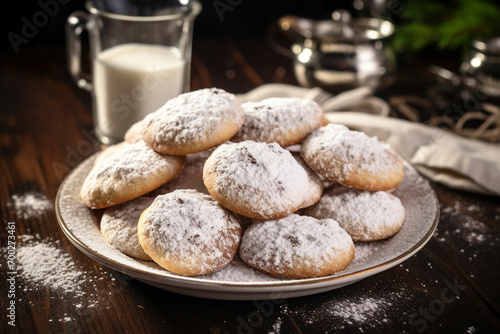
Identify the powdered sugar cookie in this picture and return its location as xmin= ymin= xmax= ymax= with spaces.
xmin=300 ymin=123 xmax=404 ymax=191
xmin=203 ymin=141 xmax=323 ymax=220
xmin=148 ymin=150 xmax=211 ymax=197
xmin=137 ymin=189 xmax=242 ymax=276
xmin=303 ymin=186 xmax=405 ymax=241
xmin=124 ymin=120 xmax=144 ymax=144
xmin=231 ymin=98 xmax=327 ymax=147
xmin=239 ymin=214 xmax=355 ymax=278
xmin=94 ymin=141 xmax=129 ymax=166
xmin=292 ymin=153 xmax=324 ymax=208
xmin=81 ymin=140 xmax=185 ymax=209
xmin=141 ymin=88 xmax=245 ymax=155
xmin=100 ymin=196 xmax=154 ymax=260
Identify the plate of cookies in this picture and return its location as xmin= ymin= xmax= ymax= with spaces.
xmin=56 ymin=88 xmax=439 ymax=300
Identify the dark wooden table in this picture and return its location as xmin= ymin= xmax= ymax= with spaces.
xmin=1 ymin=33 xmax=500 ymax=334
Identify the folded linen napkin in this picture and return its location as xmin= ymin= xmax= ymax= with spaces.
xmin=238 ymin=83 xmax=500 ymax=196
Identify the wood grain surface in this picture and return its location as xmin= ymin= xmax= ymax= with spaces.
xmin=0 ymin=33 xmax=499 ymax=334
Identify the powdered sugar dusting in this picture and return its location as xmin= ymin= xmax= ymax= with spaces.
xmin=139 ymin=189 xmax=241 ymax=275
xmin=301 ymin=123 xmax=401 ymax=182
xmin=304 ymin=186 xmax=405 ymax=241
xmin=81 ymin=140 xmax=184 ymax=208
xmin=204 ymin=141 xmax=320 ymax=218
xmin=150 ymin=150 xmax=211 ymax=196
xmin=232 ymin=97 xmax=323 ymax=145
xmin=100 ymin=196 xmax=154 ymax=260
xmin=10 ymin=191 xmax=52 ymax=219
xmin=200 ymin=254 xmax=283 ymax=282
xmin=239 ymin=214 xmax=354 ymax=277
xmin=143 ymin=87 xmax=244 ymax=145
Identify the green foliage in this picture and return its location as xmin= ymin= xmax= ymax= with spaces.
xmin=392 ymin=0 xmax=500 ymax=54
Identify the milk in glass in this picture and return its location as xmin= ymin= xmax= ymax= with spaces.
xmin=93 ymin=43 xmax=185 ymax=141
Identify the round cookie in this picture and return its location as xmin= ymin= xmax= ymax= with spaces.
xmin=100 ymin=196 xmax=154 ymax=260
xmin=239 ymin=214 xmax=355 ymax=278
xmin=303 ymin=186 xmax=406 ymax=241
xmin=203 ymin=141 xmax=323 ymax=220
xmin=94 ymin=141 xmax=129 ymax=166
xmin=300 ymin=123 xmax=404 ymax=191
xmin=81 ymin=140 xmax=186 ymax=209
xmin=137 ymin=189 xmax=242 ymax=276
xmin=231 ymin=97 xmax=327 ymax=147
xmin=148 ymin=150 xmax=212 ymax=197
xmin=124 ymin=120 xmax=144 ymax=144
xmin=141 ymin=88 xmax=245 ymax=155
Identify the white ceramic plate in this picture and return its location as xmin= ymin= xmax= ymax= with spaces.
xmin=55 ymin=153 xmax=439 ymax=300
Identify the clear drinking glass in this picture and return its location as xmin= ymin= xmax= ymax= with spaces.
xmin=66 ymin=0 xmax=202 ymax=144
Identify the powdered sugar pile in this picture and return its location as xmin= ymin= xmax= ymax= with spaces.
xmin=10 ymin=191 xmax=52 ymax=219
xmin=2 ymin=234 xmax=121 ymax=324
xmin=331 ymin=297 xmax=388 ymax=324
xmin=16 ymin=235 xmax=86 ymax=295
xmin=276 ymin=290 xmax=406 ymax=332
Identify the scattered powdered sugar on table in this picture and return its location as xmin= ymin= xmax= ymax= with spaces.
xmin=9 ymin=191 xmax=52 ymax=219
xmin=268 ymin=317 xmax=283 ymax=334
xmin=279 ymin=289 xmax=408 ymax=331
xmin=8 ymin=234 xmax=116 ymax=323
xmin=330 ymin=297 xmax=389 ymax=325
xmin=17 ymin=235 xmax=85 ymax=295
xmin=435 ymin=201 xmax=499 ymax=248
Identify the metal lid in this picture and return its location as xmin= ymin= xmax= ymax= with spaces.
xmin=279 ymin=10 xmax=394 ymax=43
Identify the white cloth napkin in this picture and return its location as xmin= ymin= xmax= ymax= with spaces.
xmin=238 ymin=83 xmax=500 ymax=196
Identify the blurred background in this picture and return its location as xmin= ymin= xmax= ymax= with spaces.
xmin=2 ymin=0 xmax=500 ymax=143
xmin=2 ymin=0 xmax=500 ymax=53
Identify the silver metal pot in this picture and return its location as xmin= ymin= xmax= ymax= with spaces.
xmin=281 ymin=10 xmax=396 ymax=92
xmin=460 ymin=37 xmax=500 ymax=98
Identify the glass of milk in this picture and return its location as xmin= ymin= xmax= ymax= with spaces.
xmin=66 ymin=0 xmax=202 ymax=144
